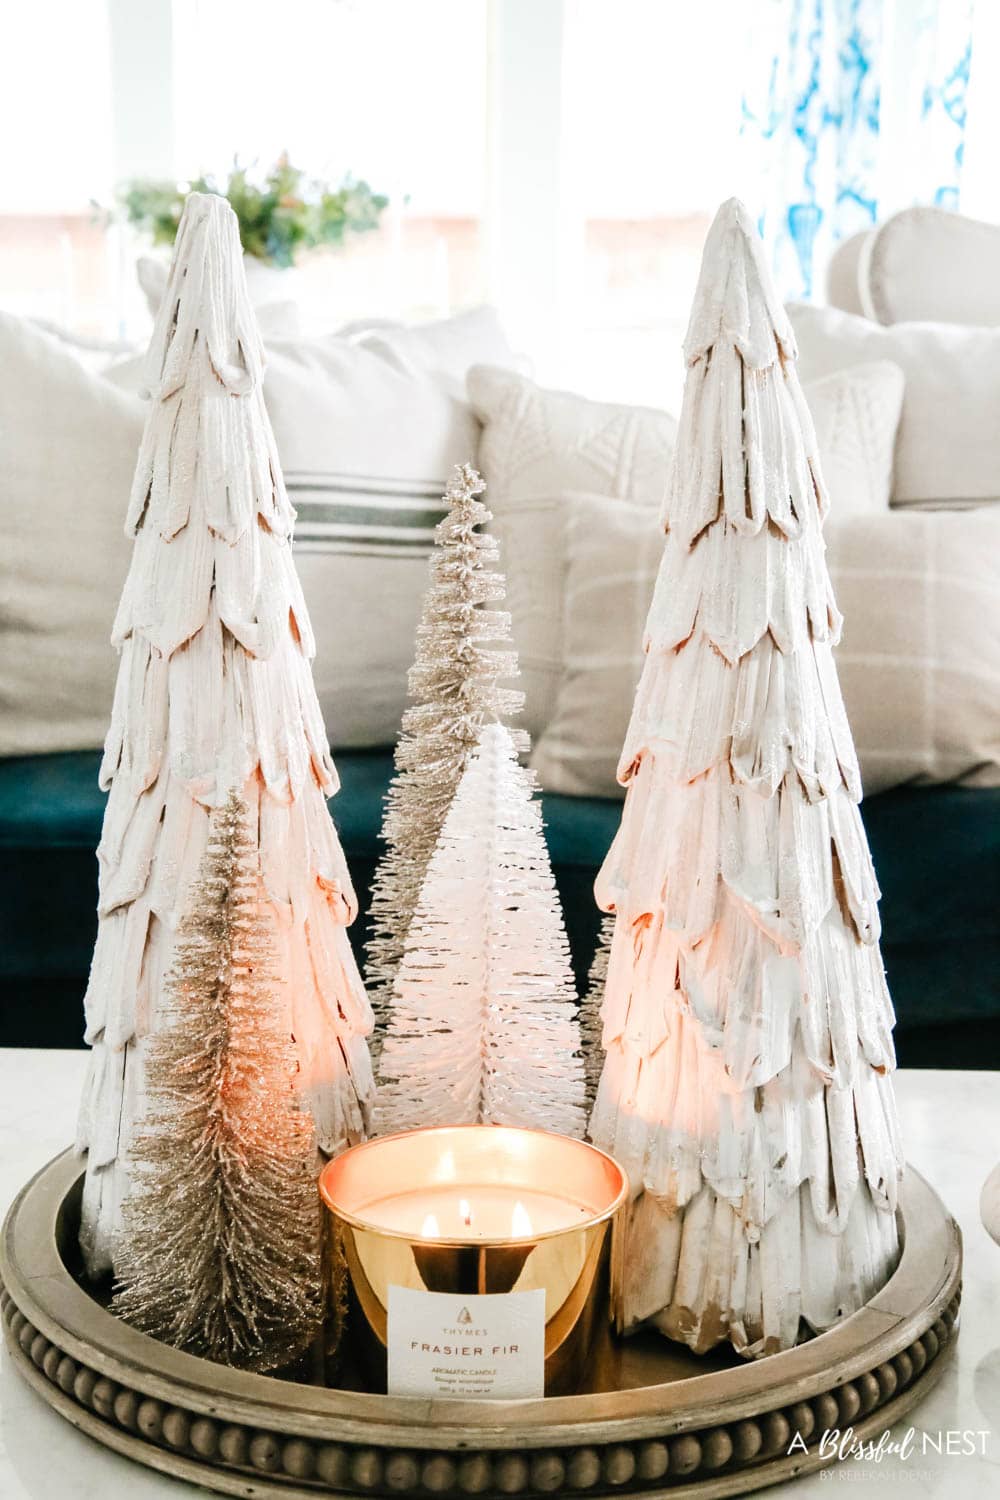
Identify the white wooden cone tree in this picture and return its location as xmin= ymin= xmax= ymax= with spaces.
xmin=589 ymin=199 xmax=902 ymax=1358
xmin=76 ymin=193 xmax=373 ymax=1277
xmin=377 ymin=722 xmax=585 ymax=1138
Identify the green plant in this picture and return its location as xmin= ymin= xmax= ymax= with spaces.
xmin=118 ymin=156 xmax=388 ymax=267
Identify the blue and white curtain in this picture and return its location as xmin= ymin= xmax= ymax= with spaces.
xmin=742 ymin=0 xmax=974 ymax=299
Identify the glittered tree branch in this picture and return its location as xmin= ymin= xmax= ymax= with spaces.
xmin=580 ymin=913 xmax=614 ymax=1117
xmin=377 ymin=723 xmax=585 ymax=1138
xmin=365 ymin=463 xmax=528 ymax=1069
xmin=113 ymin=790 xmax=322 ymax=1372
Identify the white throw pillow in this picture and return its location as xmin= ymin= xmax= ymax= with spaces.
xmin=531 ymin=497 xmax=999 ymax=799
xmin=805 ymin=362 xmax=903 ymax=519
xmin=468 ymin=366 xmax=678 ymax=739
xmin=3 ymin=310 xmax=517 ymax=756
xmin=471 ymin=360 xmax=902 ymax=740
xmin=789 ymin=302 xmax=1000 ymax=509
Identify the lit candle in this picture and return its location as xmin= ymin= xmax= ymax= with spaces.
xmin=322 ymin=1126 xmax=620 ymax=1247
xmin=364 ymin=1185 xmax=591 ymax=1240
xmin=319 ymin=1125 xmax=628 ymax=1397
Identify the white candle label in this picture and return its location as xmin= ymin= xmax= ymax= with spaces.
xmin=387 ymin=1285 xmax=545 ymax=1400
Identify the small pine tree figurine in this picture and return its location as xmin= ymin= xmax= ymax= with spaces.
xmin=366 ymin=463 xmax=527 ymax=1065
xmin=113 ymin=790 xmax=321 ymax=1372
xmin=377 ymin=722 xmax=585 ymax=1137
xmin=589 ymin=199 xmax=901 ymax=1357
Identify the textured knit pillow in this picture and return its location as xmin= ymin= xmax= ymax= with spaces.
xmin=789 ymin=301 xmax=1000 ymax=509
xmin=804 ymin=361 xmax=903 ymax=518
xmin=471 ymin=361 xmax=903 ymax=740
xmin=531 ymin=497 xmax=1000 ymax=799
xmin=468 ymin=367 xmax=678 ymax=739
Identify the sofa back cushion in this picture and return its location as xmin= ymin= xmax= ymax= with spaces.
xmin=865 ymin=207 xmax=1000 ymax=327
xmin=468 ymin=364 xmax=677 ymax=740
xmin=790 ymin=301 xmax=1000 ymax=509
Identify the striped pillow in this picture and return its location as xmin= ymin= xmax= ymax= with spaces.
xmin=98 ymin=310 xmax=520 ymax=751
xmin=287 ymin=472 xmax=450 ymax=557
xmin=261 ymin=321 xmax=519 ymax=748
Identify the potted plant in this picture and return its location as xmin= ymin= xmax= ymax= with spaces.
xmin=117 ymin=155 xmax=389 ymax=307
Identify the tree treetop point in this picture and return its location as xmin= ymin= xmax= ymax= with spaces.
xmin=143 ymin=189 xmax=263 ymax=401
xmin=682 ymin=195 xmax=797 ymax=373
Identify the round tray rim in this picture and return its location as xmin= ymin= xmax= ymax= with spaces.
xmin=1 ymin=1150 xmax=962 ymax=1498
xmin=2 ymin=1149 xmax=960 ymax=1445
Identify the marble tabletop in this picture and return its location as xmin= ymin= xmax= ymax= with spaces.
xmin=0 ymin=1052 xmax=997 ymax=1497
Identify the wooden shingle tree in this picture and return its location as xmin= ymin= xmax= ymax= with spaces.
xmin=76 ymin=193 xmax=373 ymax=1277
xmin=589 ymin=199 xmax=902 ymax=1357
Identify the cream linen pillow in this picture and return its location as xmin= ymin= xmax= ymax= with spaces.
xmin=529 ymin=496 xmax=664 ymax=796
xmin=0 ymin=314 xmax=143 ymax=755
xmin=789 ymin=301 xmax=1000 ymax=509
xmin=471 ymin=361 xmax=903 ymax=741
xmin=826 ymin=509 xmax=1000 ymax=791
xmin=531 ymin=498 xmax=1000 ymax=799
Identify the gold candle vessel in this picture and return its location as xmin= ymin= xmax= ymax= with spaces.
xmin=319 ymin=1125 xmax=628 ymax=1397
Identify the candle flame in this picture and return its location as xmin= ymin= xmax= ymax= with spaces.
xmin=459 ymin=1197 xmax=473 ymax=1227
xmin=420 ymin=1213 xmax=441 ymax=1239
xmin=511 ymin=1201 xmax=533 ymax=1238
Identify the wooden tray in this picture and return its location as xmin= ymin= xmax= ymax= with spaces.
xmin=1 ymin=1150 xmax=961 ymax=1498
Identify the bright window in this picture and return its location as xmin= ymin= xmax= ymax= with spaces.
xmin=0 ymin=1 xmax=114 ymax=334
xmin=2 ymin=0 xmax=999 ymax=394
xmin=171 ymin=0 xmax=490 ymax=326
xmin=558 ymin=0 xmax=750 ymax=409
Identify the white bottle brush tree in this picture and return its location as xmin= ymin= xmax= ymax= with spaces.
xmin=114 ymin=791 xmax=322 ymax=1372
xmin=377 ymin=722 xmax=586 ymax=1138
xmin=579 ymin=913 xmax=614 ymax=1113
xmin=589 ymin=199 xmax=902 ymax=1357
xmin=76 ymin=193 xmax=373 ymax=1278
xmin=366 ymin=463 xmax=527 ymax=1065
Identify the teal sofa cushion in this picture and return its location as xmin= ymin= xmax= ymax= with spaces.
xmin=0 ymin=751 xmax=997 ymax=1061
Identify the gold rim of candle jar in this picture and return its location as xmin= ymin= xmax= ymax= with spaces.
xmin=318 ymin=1125 xmax=629 ymax=1246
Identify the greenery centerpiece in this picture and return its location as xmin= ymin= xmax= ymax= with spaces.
xmin=118 ymin=156 xmax=388 ymax=268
